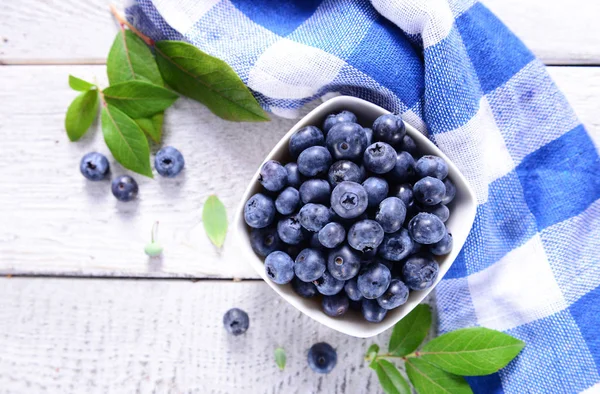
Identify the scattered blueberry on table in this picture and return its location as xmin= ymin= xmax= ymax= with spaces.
xmin=155 ymin=146 xmax=185 ymax=178
xmin=307 ymin=342 xmax=337 ymax=374
xmin=111 ymin=175 xmax=139 ymax=202
xmin=80 ymin=152 xmax=110 ymax=181
xmin=223 ymin=308 xmax=250 ymax=336
xmin=244 ymin=110 xmax=455 ymax=323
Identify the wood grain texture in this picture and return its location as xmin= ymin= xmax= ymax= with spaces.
xmin=0 ymin=277 xmax=435 ymax=394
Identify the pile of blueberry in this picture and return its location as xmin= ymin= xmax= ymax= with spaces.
xmin=244 ymin=111 xmax=455 ymax=323
xmin=79 ymin=146 xmax=185 ymax=201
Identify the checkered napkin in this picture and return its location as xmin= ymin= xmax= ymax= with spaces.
xmin=127 ymin=0 xmax=600 ymax=392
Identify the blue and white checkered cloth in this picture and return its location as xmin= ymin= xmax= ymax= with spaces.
xmin=127 ymin=0 xmax=600 ymax=392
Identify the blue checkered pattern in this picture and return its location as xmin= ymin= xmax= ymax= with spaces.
xmin=127 ymin=0 xmax=600 ymax=392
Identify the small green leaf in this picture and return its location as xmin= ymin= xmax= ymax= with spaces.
xmin=420 ymin=327 xmax=525 ymax=376
xmin=374 ymin=360 xmax=411 ymax=394
xmin=103 ymin=81 xmax=178 ymax=118
xmin=135 ymin=113 xmax=164 ymax=143
xmin=69 ymin=75 xmax=95 ymax=91
xmin=144 ymin=242 xmax=163 ymax=257
xmin=154 ymin=40 xmax=269 ymax=122
xmin=101 ymin=104 xmax=153 ymax=177
xmin=406 ymin=358 xmax=472 ymax=394
xmin=274 ymin=347 xmax=286 ymax=371
xmin=107 ymin=30 xmax=163 ymax=86
xmin=389 ymin=304 xmax=432 ymax=357
xmin=65 ymin=89 xmax=99 ymax=141
xmin=202 ymin=195 xmax=228 ymax=248
xmin=366 ymin=344 xmax=380 ymax=369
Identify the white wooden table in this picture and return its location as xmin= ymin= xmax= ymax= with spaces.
xmin=1 ymin=1 xmax=599 ymax=392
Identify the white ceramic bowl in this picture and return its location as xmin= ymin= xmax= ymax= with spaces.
xmin=234 ymin=96 xmax=477 ymax=338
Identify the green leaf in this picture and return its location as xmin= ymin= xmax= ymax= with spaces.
xmin=374 ymin=360 xmax=411 ymax=394
xmin=101 ymin=104 xmax=153 ymax=177
xmin=154 ymin=40 xmax=269 ymax=122
xmin=274 ymin=347 xmax=286 ymax=371
xmin=419 ymin=327 xmax=525 ymax=376
xmin=103 ymin=81 xmax=178 ymax=118
xmin=135 ymin=113 xmax=164 ymax=143
xmin=107 ymin=30 xmax=163 ymax=86
xmin=202 ymin=195 xmax=228 ymax=248
xmin=69 ymin=75 xmax=95 ymax=91
xmin=406 ymin=358 xmax=473 ymax=394
xmin=389 ymin=304 xmax=432 ymax=357
xmin=65 ymin=89 xmax=99 ymax=141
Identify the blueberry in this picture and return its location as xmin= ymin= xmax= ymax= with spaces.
xmin=155 ymin=146 xmax=185 ymax=178
xmin=399 ymin=135 xmax=418 ymax=155
xmin=378 ymin=228 xmax=413 ymax=261
xmin=307 ymin=342 xmax=337 ymax=374
xmin=376 ymin=197 xmax=407 ymax=233
xmin=357 ymin=262 xmax=391 ymax=299
xmin=323 ymin=110 xmax=357 ymax=133
xmin=415 ymin=155 xmax=448 ymax=180
xmin=430 ymin=233 xmax=453 ymax=255
xmin=328 ymin=160 xmax=364 ymax=187
xmin=362 ymin=177 xmax=389 ymax=208
xmin=363 ymin=142 xmax=397 ymax=174
xmin=388 ymin=151 xmax=416 ymax=183
xmin=292 ymin=277 xmax=318 ymax=298
xmin=408 ymin=212 xmax=446 ymax=244
xmin=294 ymin=248 xmax=327 ymax=282
xmin=264 ymin=251 xmax=295 ymax=284
xmin=361 ymin=299 xmax=387 ymax=323
xmin=244 ymin=193 xmax=276 ymax=229
xmin=377 ymin=279 xmax=409 ymax=310
xmin=80 ymin=152 xmax=109 ymax=181
xmin=327 ymin=244 xmax=361 ymax=280
xmin=259 ymin=160 xmax=288 ymax=192
xmin=289 ymin=125 xmax=325 ymax=158
xmin=442 ymin=178 xmax=456 ymax=205
xmin=275 ymin=187 xmax=300 ymax=215
xmin=285 ymin=162 xmax=303 ymax=188
xmin=223 ymin=308 xmax=249 ymax=336
xmin=326 ymin=122 xmax=368 ymax=161
xmin=322 ymin=292 xmax=350 ymax=317
xmin=313 ymin=270 xmax=345 ymax=295
xmin=348 ymin=220 xmax=384 ymax=253
xmin=419 ymin=203 xmax=450 ymax=222
xmin=372 ymin=114 xmax=406 ymax=145
xmin=318 ymin=222 xmax=346 ymax=249
xmin=344 ymin=278 xmax=363 ymax=301
xmin=414 ymin=176 xmax=446 ymax=206
xmin=299 ymin=203 xmax=332 ymax=232
xmin=391 ymin=183 xmax=414 ymax=208
xmin=111 ymin=175 xmax=139 ymax=202
xmin=297 ymin=146 xmax=332 ymax=177
xmin=250 ymin=226 xmax=281 ymax=257
xmin=402 ymin=253 xmax=439 ymax=290
xmin=330 ymin=181 xmax=368 ymax=219
xmin=277 ymin=215 xmax=305 ymax=245
xmin=299 ymin=179 xmax=331 ymax=204
xmin=364 ymin=127 xmax=373 ymax=145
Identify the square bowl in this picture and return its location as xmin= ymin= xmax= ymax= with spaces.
xmin=233 ymin=96 xmax=477 ymax=338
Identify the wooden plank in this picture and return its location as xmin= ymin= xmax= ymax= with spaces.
xmin=0 ymin=0 xmax=599 ymax=65
xmin=0 ymin=277 xmax=435 ymax=393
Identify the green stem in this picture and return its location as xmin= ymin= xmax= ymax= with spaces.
xmin=370 ymin=352 xmax=420 ymax=362
xmin=109 ymin=4 xmax=155 ymax=46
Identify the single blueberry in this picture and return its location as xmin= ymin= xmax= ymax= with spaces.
xmin=277 ymin=215 xmax=305 ymax=245
xmin=363 ymin=142 xmax=397 ymax=174
xmin=372 ymin=114 xmax=406 ymax=145
xmin=313 ymin=270 xmax=345 ymax=296
xmin=399 ymin=135 xmax=418 ymax=155
xmin=244 ymin=193 xmax=276 ymax=229
xmin=326 ymin=122 xmax=368 ymax=161
xmin=275 ymin=187 xmax=300 ymax=215
xmin=376 ymin=197 xmax=407 ymax=233
xmin=419 ymin=203 xmax=450 ymax=223
xmin=357 ymin=262 xmax=391 ymax=299
xmin=322 ymin=292 xmax=350 ymax=317
xmin=155 ymin=146 xmax=185 ymax=178
xmin=347 ymin=220 xmax=384 ymax=253
xmin=361 ymin=299 xmax=387 ymax=323
xmin=292 ymin=277 xmax=318 ymax=298
xmin=285 ymin=162 xmax=303 ymax=188
xmin=430 ymin=232 xmax=453 ymax=255
xmin=328 ymin=160 xmax=364 ymax=187
xmin=111 ymin=175 xmax=139 ymax=202
xmin=391 ymin=183 xmax=414 ymax=208
xmin=415 ymin=155 xmax=448 ymax=180
xmin=249 ymin=226 xmax=281 ymax=257
xmin=259 ymin=160 xmax=288 ymax=192
xmin=307 ymin=342 xmax=337 ymax=374
xmin=364 ymin=127 xmax=373 ymax=145
xmin=294 ymin=248 xmax=327 ymax=282
xmin=297 ymin=146 xmax=332 ymax=177
xmin=323 ymin=110 xmax=357 ymax=133
xmin=377 ymin=279 xmax=409 ymax=310
xmin=408 ymin=212 xmax=446 ymax=244
xmin=413 ymin=176 xmax=446 ymax=206
xmin=388 ymin=151 xmax=416 ymax=183
xmin=80 ymin=152 xmax=109 ymax=181
xmin=330 ymin=181 xmax=368 ymax=219
xmin=223 ymin=308 xmax=249 ymax=336
xmin=327 ymin=244 xmax=361 ymax=281
xmin=264 ymin=251 xmax=295 ymax=284
xmin=442 ymin=178 xmax=456 ymax=205
xmin=362 ymin=177 xmax=389 ymax=208
xmin=299 ymin=179 xmax=331 ymax=204
xmin=344 ymin=278 xmax=364 ymax=301
xmin=318 ymin=222 xmax=346 ymax=249
xmin=289 ymin=125 xmax=325 ymax=158
xmin=402 ymin=253 xmax=439 ymax=290
xmin=298 ymin=203 xmax=332 ymax=232
xmin=378 ymin=228 xmax=413 ymax=261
